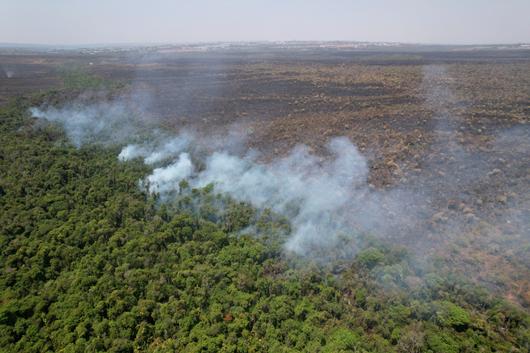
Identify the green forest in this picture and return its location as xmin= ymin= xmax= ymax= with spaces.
xmin=1 ymin=94 xmax=529 ymax=352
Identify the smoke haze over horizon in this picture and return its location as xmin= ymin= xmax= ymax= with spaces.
xmin=2 ymin=0 xmax=530 ymax=46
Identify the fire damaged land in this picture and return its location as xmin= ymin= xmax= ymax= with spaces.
xmin=0 ymin=46 xmax=529 ymax=352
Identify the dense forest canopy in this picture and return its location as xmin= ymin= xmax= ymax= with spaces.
xmin=0 ymin=90 xmax=529 ymax=352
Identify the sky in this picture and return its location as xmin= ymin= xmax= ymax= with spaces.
xmin=1 ymin=0 xmax=529 ymax=45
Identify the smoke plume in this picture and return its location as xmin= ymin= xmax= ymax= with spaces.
xmin=28 ymin=63 xmax=529 ymax=266
xmin=120 ymin=135 xmax=374 ymax=256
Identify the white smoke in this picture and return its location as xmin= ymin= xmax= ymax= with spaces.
xmin=29 ymin=100 xmax=425 ymax=258
xmin=29 ymin=63 xmax=528 ymax=262
xmin=123 ymin=135 xmax=381 ymax=256
xmin=118 ymin=135 xmax=191 ymax=164
xmin=1 ymin=65 xmax=15 ymax=78
xmin=145 ymin=152 xmax=195 ymax=193
xmin=118 ymin=144 xmax=149 ymax=161
xmin=29 ymin=101 xmax=145 ymax=147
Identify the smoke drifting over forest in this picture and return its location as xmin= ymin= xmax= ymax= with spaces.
xmin=128 ymin=136 xmax=373 ymax=256
xmin=30 ymin=100 xmax=419 ymax=258
xmin=29 ymin=63 xmax=529 ymax=264
xmin=30 ymin=103 xmax=141 ymax=147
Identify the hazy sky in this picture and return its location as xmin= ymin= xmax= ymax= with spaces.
xmin=2 ymin=0 xmax=529 ymax=45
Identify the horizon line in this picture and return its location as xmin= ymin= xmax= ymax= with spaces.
xmin=1 ymin=40 xmax=530 ymax=49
